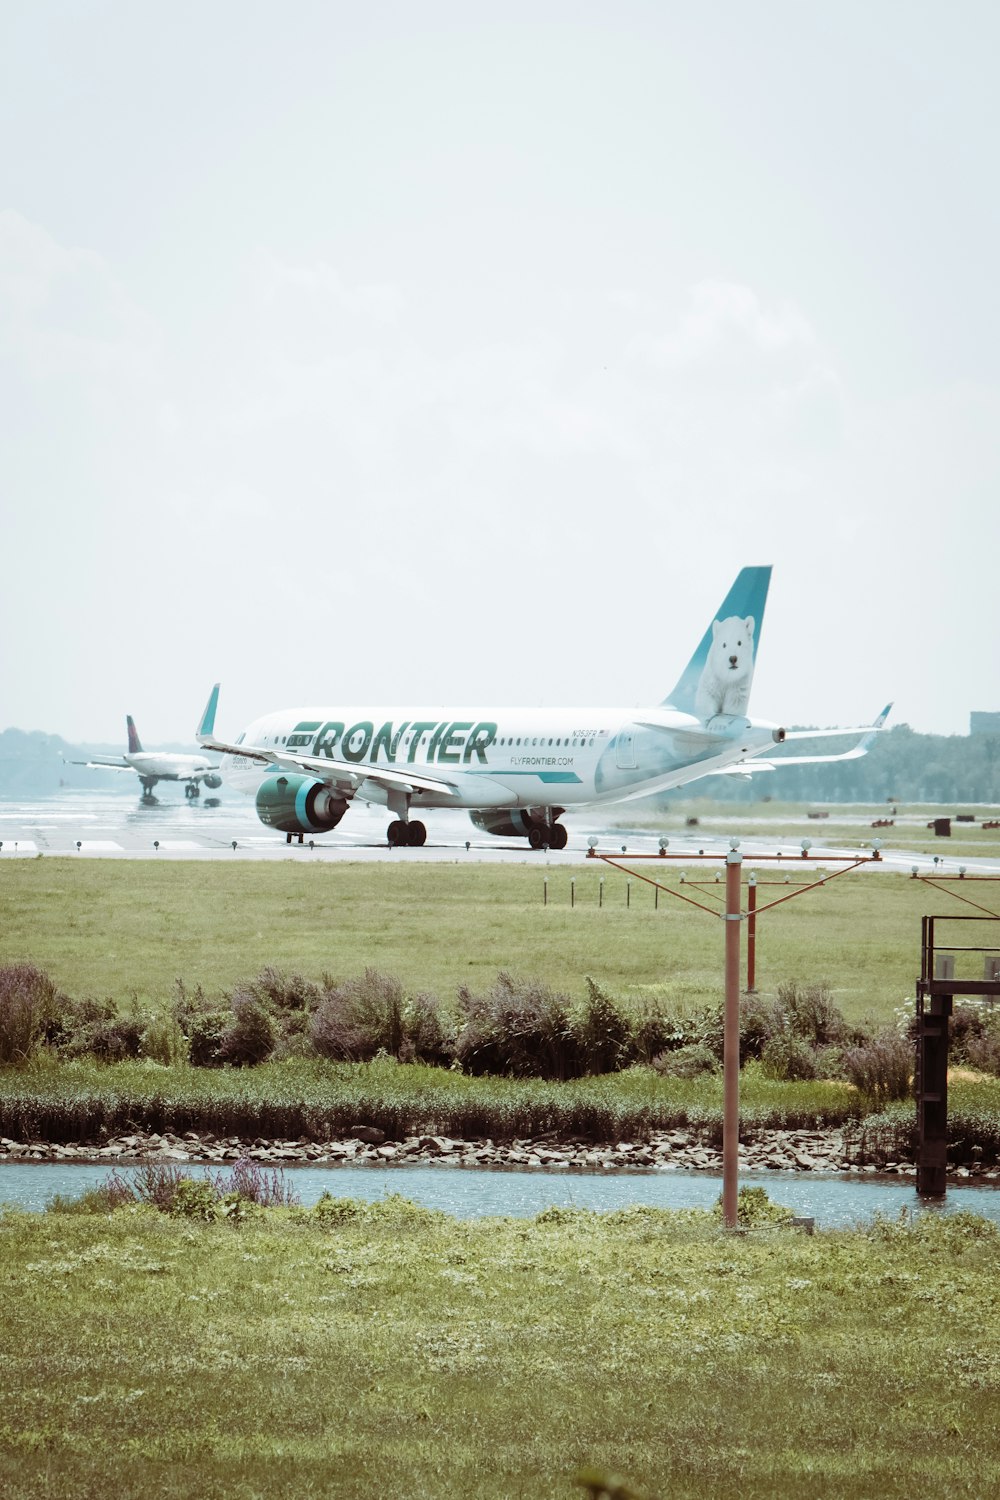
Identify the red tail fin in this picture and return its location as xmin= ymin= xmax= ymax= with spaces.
xmin=126 ymin=716 xmax=143 ymax=754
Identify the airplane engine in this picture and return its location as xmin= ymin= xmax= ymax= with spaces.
xmin=469 ymin=809 xmax=536 ymax=839
xmin=202 ymin=773 xmax=223 ymax=790
xmin=255 ymin=774 xmax=349 ymax=835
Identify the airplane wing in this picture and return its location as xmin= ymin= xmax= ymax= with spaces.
xmin=64 ymin=756 xmax=132 ymax=771
xmin=204 ymin=739 xmax=460 ymax=800
xmin=710 ymin=703 xmax=892 ymax=776
xmin=779 ymin=704 xmax=893 ymax=743
xmin=195 ymin=686 xmax=459 ymax=800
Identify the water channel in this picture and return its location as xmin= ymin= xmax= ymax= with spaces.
xmin=2 ymin=1160 xmax=999 ymax=1228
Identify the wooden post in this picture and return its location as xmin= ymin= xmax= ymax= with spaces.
xmin=722 ymin=850 xmax=743 ymax=1229
xmin=747 ymin=875 xmax=757 ymax=993
xmin=916 ymin=953 xmax=954 ymax=1198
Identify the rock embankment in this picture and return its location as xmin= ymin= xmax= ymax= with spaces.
xmin=2 ymin=1126 xmax=996 ymax=1177
xmin=0 ymin=1125 xmax=941 ymax=1175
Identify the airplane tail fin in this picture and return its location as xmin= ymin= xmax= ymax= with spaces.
xmin=662 ymin=566 xmax=772 ymax=719
xmin=126 ymin=716 xmax=143 ymax=754
xmin=196 ymin=684 xmax=221 ymax=746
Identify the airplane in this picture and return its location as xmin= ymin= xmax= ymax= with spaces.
xmin=195 ymin=566 xmax=890 ymax=849
xmin=68 ymin=716 xmax=223 ymax=801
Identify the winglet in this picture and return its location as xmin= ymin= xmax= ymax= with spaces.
xmin=197 ymin=683 xmax=221 ymax=745
xmin=857 ymin=701 xmax=893 ymax=752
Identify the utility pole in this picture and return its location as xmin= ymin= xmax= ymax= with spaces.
xmin=722 ymin=844 xmax=743 ymax=1229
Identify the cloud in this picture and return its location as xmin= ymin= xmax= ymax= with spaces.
xmin=637 ymin=280 xmax=819 ymax=371
xmin=0 ymin=210 xmax=157 ymax=383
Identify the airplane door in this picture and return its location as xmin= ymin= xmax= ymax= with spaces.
xmin=616 ymin=726 xmax=637 ymax=770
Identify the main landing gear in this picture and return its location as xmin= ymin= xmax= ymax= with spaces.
xmin=185 ymin=782 xmax=200 ymax=799
xmin=387 ymin=819 xmax=427 ymax=847
xmin=528 ymin=823 xmax=568 ymax=851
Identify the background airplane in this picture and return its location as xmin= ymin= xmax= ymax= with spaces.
xmin=69 ymin=716 xmax=222 ymax=801
xmin=196 ymin=566 xmax=889 ymax=849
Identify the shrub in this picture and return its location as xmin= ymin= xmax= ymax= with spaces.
xmin=187 ymin=1011 xmax=231 ymax=1068
xmin=759 ymin=1032 xmax=817 ymax=1082
xmin=630 ymin=1001 xmax=675 ymax=1065
xmin=574 ymin=979 xmax=633 ymax=1075
xmin=397 ymin=991 xmax=454 ymax=1066
xmin=208 ymin=1156 xmax=300 ymax=1208
xmin=714 ymin=1184 xmax=795 ymax=1227
xmin=776 ymin=981 xmax=847 ymax=1046
xmin=687 ymin=1004 xmax=725 ymax=1060
xmin=47 ymin=994 xmax=156 ymax=1063
xmin=50 ymin=995 xmax=138 ymax=1061
xmin=652 ymin=1043 xmax=718 ymax=1079
xmin=842 ymin=1030 xmax=913 ymax=1104
xmin=171 ymin=978 xmax=211 ymax=1034
xmin=0 ymin=964 xmax=61 ymax=1065
xmin=948 ymin=1002 xmax=1000 ymax=1073
xmin=738 ymin=992 xmax=778 ymax=1063
xmin=270 ymin=1030 xmax=319 ymax=1063
xmin=75 ymin=1016 xmax=145 ymax=1063
xmin=811 ymin=1044 xmax=849 ymax=1080
xmin=636 ymin=1001 xmax=723 ymax=1059
xmin=141 ymin=1012 xmax=188 ymax=1067
xmin=175 ymin=970 xmax=327 ymax=1067
xmin=964 ymin=1032 xmax=1000 ymax=1077
xmin=454 ymin=971 xmax=580 ymax=1080
xmin=240 ymin=966 xmax=325 ymax=1015
xmin=310 ymin=970 xmax=452 ymax=1064
xmin=218 ymin=994 xmax=277 ymax=1067
xmin=90 ymin=1158 xmax=301 ymax=1219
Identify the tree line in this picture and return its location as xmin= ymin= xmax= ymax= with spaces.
xmin=662 ymin=723 xmax=1000 ymax=805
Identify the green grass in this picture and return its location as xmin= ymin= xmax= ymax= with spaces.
xmin=1 ymin=1200 xmax=998 ymax=1499
xmin=0 ymin=1057 xmax=870 ymax=1144
xmin=0 ymin=858 xmax=973 ymax=1024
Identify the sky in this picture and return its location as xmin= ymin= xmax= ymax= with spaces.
xmin=1 ymin=0 xmax=997 ymax=745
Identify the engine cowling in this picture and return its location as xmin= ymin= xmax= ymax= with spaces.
xmin=469 ymin=807 xmax=563 ymax=839
xmin=256 ymin=774 xmax=349 ymax=835
xmin=202 ymin=773 xmax=223 ymax=790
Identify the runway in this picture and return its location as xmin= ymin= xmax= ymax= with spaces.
xmin=1 ymin=787 xmax=999 ymax=874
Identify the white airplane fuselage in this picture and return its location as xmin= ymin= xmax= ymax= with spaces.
xmin=221 ymin=706 xmax=780 ymax=810
xmin=125 ymin=752 xmax=217 ymax=781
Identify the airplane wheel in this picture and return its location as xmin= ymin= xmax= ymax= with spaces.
xmin=528 ymin=826 xmax=545 ymax=850
xmin=387 ymin=820 xmax=405 ymax=846
xmin=407 ymin=821 xmax=427 ymax=847
xmin=551 ymin=824 xmax=568 ymax=850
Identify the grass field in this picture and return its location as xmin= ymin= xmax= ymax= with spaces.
xmin=1 ymin=1199 xmax=998 ymax=1500
xmin=1 ymin=857 xmax=986 ymax=1026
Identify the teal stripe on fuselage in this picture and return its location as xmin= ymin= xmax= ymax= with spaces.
xmin=467 ymin=770 xmax=583 ymax=784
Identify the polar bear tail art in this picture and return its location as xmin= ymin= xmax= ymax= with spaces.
xmin=661 ymin=565 xmax=772 ymax=721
